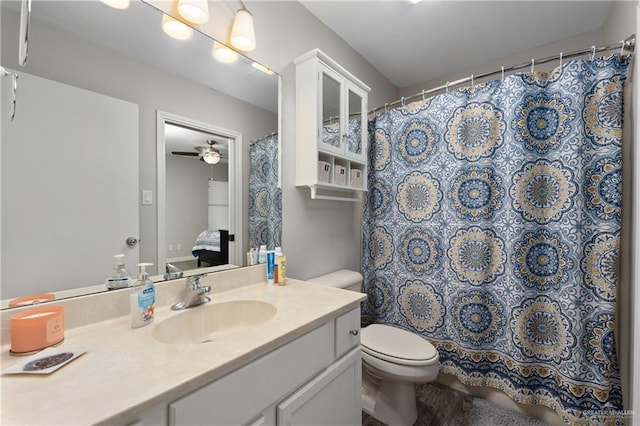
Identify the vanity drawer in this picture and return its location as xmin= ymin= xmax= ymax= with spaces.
xmin=334 ymin=307 xmax=361 ymax=359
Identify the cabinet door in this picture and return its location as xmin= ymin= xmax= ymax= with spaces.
xmin=277 ymin=348 xmax=362 ymax=426
xmin=319 ymin=64 xmax=344 ymax=155
xmin=345 ymin=83 xmax=368 ymax=163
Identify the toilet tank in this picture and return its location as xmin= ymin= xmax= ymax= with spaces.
xmin=307 ymin=270 xmax=363 ymax=292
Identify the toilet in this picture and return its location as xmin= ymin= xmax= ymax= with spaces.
xmin=308 ymin=270 xmax=440 ymax=426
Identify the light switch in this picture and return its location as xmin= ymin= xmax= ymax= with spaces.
xmin=142 ymin=190 xmax=153 ymax=205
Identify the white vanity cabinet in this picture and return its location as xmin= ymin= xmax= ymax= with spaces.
xmin=132 ymin=307 xmax=362 ymax=426
xmin=295 ymin=49 xmax=371 ymax=201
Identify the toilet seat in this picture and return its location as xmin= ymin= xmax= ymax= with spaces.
xmin=361 ymin=324 xmax=438 ymax=366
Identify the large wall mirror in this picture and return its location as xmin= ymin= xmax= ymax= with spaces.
xmin=0 ymin=0 xmax=281 ymax=308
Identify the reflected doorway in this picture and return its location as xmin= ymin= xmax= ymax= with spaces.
xmin=157 ymin=111 xmax=243 ymax=276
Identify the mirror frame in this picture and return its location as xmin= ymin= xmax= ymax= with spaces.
xmin=157 ymin=110 xmax=244 ymax=274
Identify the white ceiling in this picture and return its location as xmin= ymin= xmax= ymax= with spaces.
xmin=300 ymin=1 xmax=612 ymax=88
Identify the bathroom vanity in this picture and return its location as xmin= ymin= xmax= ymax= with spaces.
xmin=0 ymin=266 xmax=366 ymax=425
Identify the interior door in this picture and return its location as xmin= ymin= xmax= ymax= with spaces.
xmin=1 ymin=71 xmax=139 ymax=297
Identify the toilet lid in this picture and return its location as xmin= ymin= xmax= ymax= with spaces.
xmin=361 ymin=324 xmax=438 ymax=365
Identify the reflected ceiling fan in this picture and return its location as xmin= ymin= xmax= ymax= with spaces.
xmin=171 ymin=140 xmax=226 ymax=164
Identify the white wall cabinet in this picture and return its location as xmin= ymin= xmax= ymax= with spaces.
xmin=295 ymin=49 xmax=370 ymax=201
xmin=128 ymin=307 xmax=362 ymax=426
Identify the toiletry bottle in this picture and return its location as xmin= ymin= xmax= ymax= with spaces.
xmin=251 ymin=247 xmax=259 ymax=265
xmin=130 ymin=263 xmax=155 ymax=328
xmin=266 ymin=250 xmax=275 ymax=285
xmin=106 ymin=254 xmax=132 ymax=290
xmin=274 ymin=247 xmax=283 ymax=284
xmin=258 ymin=245 xmax=267 ymax=264
xmin=277 ymin=255 xmax=287 ymax=286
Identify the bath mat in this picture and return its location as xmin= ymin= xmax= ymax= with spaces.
xmin=362 ymin=382 xmax=473 ymax=426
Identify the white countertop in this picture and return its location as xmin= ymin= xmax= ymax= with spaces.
xmin=0 ymin=279 xmax=365 ymax=425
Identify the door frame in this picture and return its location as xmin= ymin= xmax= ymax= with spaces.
xmin=156 ymin=110 xmax=243 ymax=273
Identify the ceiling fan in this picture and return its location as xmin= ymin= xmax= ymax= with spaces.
xmin=171 ymin=140 xmax=226 ymax=164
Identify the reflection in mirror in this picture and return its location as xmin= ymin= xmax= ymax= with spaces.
xmin=322 ymin=72 xmax=341 ymax=147
xmin=1 ymin=0 xmax=280 ymax=309
xmin=348 ymin=89 xmax=363 ymax=157
xmin=248 ymin=134 xmax=281 ymax=251
xmin=158 ymin=112 xmax=242 ymax=277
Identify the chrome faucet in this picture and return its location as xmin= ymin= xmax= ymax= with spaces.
xmin=171 ymin=275 xmax=211 ymax=310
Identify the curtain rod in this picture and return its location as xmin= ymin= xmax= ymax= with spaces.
xmin=370 ymin=33 xmax=636 ymax=115
xmin=250 ymin=132 xmax=278 ymax=144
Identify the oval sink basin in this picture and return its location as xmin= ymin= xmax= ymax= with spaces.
xmin=152 ymin=300 xmax=277 ymax=344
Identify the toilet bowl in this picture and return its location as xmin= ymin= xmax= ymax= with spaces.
xmin=308 ymin=270 xmax=440 ymax=426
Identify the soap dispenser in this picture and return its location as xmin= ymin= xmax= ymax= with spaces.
xmin=130 ymin=262 xmax=155 ymax=328
xmin=106 ymin=254 xmax=132 ymax=290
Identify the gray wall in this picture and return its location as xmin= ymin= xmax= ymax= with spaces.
xmin=165 ymin=155 xmax=219 ymax=261
xmin=1 ymin=8 xmax=277 ymax=275
xmin=247 ymin=2 xmax=399 ymax=280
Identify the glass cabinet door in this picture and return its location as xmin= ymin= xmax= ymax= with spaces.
xmin=319 ymin=67 xmax=343 ymax=154
xmin=346 ymin=86 xmax=366 ymax=161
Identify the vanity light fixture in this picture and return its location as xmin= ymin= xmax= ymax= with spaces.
xmin=202 ymin=149 xmax=221 ymax=164
xmin=99 ymin=0 xmax=130 ymax=9
xmin=177 ymin=0 xmax=209 ymax=25
xmin=230 ymin=4 xmax=256 ymax=52
xmin=162 ymin=14 xmax=193 ymax=40
xmin=212 ymin=41 xmax=239 ymax=63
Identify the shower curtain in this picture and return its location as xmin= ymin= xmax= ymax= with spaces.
xmin=362 ymin=54 xmax=630 ymax=424
xmin=248 ymin=136 xmax=281 ymax=249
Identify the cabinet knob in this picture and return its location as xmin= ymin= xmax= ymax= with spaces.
xmin=349 ymin=329 xmax=359 ymax=336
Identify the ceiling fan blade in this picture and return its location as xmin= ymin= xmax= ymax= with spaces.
xmin=172 ymin=151 xmax=199 ymax=156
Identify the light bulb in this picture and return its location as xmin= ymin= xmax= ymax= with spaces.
xmin=212 ymin=42 xmax=239 ymax=63
xmin=100 ymin=0 xmax=130 ymax=9
xmin=230 ymin=9 xmax=256 ymax=52
xmin=178 ymin=0 xmax=209 ymax=25
xmin=162 ymin=14 xmax=193 ymax=40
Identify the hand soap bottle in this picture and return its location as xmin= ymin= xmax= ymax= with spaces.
xmin=106 ymin=254 xmax=132 ymax=290
xmin=130 ymin=262 xmax=155 ymax=328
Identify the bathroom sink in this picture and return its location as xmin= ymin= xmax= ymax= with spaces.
xmin=152 ymin=300 xmax=277 ymax=344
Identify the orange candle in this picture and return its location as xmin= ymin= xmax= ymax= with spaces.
xmin=10 ymin=306 xmax=64 ymax=354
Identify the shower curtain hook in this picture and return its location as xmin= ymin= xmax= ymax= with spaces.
xmin=422 ymin=89 xmax=426 ymax=102
xmin=401 ymin=97 xmax=405 ymax=108
xmin=590 ymin=45 xmax=596 ymax=61
xmin=620 ymin=40 xmax=626 ymax=57
xmin=446 ymin=81 xmax=450 ymax=93
xmin=470 ymin=74 xmax=474 ymax=87
xmin=501 ymin=66 xmax=504 ymax=81
xmin=384 ymin=103 xmax=388 ymax=113
xmin=559 ymin=52 xmax=563 ymax=67
xmin=531 ymin=59 xmax=535 ymax=74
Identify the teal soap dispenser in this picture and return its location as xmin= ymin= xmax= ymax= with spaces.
xmin=130 ymin=262 xmax=155 ymax=328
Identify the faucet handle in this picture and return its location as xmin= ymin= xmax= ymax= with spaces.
xmin=187 ymin=274 xmax=206 ymax=289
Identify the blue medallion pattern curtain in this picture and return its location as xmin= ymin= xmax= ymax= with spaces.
xmin=362 ymin=55 xmax=630 ymax=424
xmin=248 ymin=136 xmax=281 ymax=250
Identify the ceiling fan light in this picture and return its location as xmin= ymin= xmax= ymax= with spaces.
xmin=178 ymin=0 xmax=209 ymax=25
xmin=162 ymin=14 xmax=193 ymax=40
xmin=202 ymin=150 xmax=221 ymax=164
xmin=212 ymin=42 xmax=239 ymax=63
xmin=230 ymin=9 xmax=256 ymax=52
xmin=99 ymin=0 xmax=130 ymax=9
